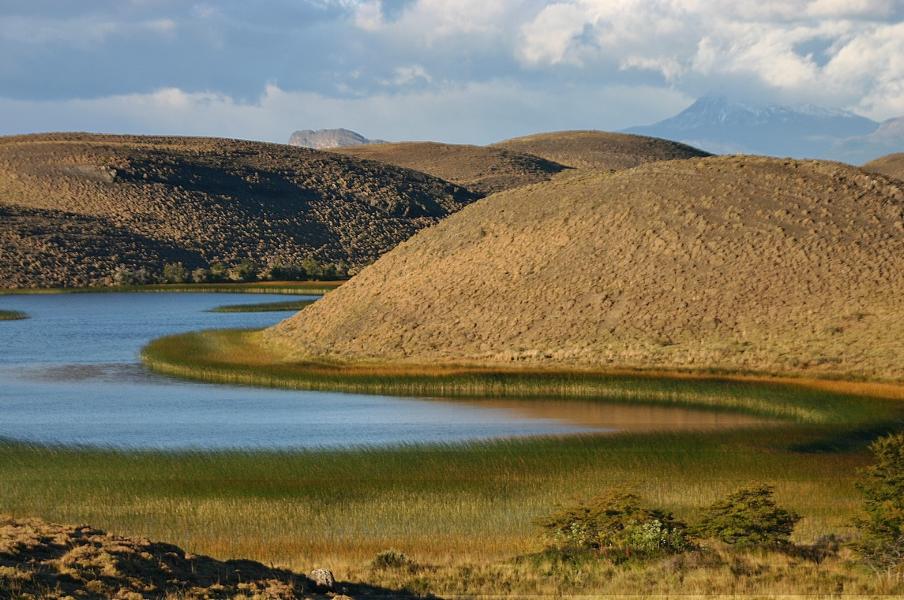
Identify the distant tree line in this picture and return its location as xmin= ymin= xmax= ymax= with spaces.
xmin=111 ymin=258 xmax=350 ymax=286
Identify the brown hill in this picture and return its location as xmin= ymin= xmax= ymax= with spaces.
xmin=863 ymin=152 xmax=904 ymax=181
xmin=266 ymin=156 xmax=904 ymax=381
xmin=0 ymin=133 xmax=477 ymax=288
xmin=491 ymin=130 xmax=711 ymax=170
xmin=332 ymin=141 xmax=567 ymax=195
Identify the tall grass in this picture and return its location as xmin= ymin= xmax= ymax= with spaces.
xmin=0 ymin=309 xmax=27 ymax=320
xmin=207 ymin=299 xmax=317 ymax=313
xmin=142 ymin=329 xmax=900 ymax=425
xmin=0 ymin=280 xmax=343 ymax=296
xmin=0 ymin=426 xmax=889 ymax=569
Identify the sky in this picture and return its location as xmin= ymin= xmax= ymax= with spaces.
xmin=0 ymin=0 xmax=902 ymax=144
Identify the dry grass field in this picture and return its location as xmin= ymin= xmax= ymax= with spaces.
xmin=491 ymin=130 xmax=711 ymax=169
xmin=864 ymin=152 xmax=904 ymax=181
xmin=266 ymin=156 xmax=904 ymax=381
xmin=332 ymin=141 xmax=568 ymax=195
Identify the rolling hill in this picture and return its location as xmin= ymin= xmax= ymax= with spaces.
xmin=266 ymin=156 xmax=904 ymax=381
xmin=490 ymin=131 xmax=710 ymax=170
xmin=287 ymin=127 xmax=386 ymax=149
xmin=331 ymin=141 xmax=568 ymax=195
xmin=0 ymin=133 xmax=477 ymax=288
xmin=863 ymin=153 xmax=904 ymax=181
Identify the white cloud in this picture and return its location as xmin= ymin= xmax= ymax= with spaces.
xmin=0 ymin=82 xmax=692 ymax=145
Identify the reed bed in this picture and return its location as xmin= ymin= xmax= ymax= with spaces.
xmin=207 ymin=299 xmax=317 ymax=313
xmin=0 ymin=309 xmax=27 ymax=320
xmin=0 ymin=280 xmax=343 ymax=296
xmin=142 ymin=329 xmax=899 ymax=425
xmin=1 ymin=423 xmax=899 ymax=595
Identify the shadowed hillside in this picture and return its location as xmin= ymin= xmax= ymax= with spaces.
xmin=864 ymin=153 xmax=904 ymax=181
xmin=332 ymin=141 xmax=568 ymax=195
xmin=0 ymin=133 xmax=478 ymax=288
xmin=491 ymin=130 xmax=710 ymax=170
xmin=267 ymin=156 xmax=904 ymax=381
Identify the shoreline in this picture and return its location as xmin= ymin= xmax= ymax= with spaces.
xmin=141 ymin=328 xmax=904 ymax=425
xmin=0 ymin=280 xmax=345 ymax=296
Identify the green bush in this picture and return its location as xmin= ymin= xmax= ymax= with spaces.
xmin=208 ymin=262 xmax=228 ymax=282
xmin=162 ymin=262 xmax=189 ymax=284
xmin=370 ymin=549 xmax=414 ymax=570
xmin=856 ymin=432 xmax=904 ymax=570
xmin=696 ymin=485 xmax=800 ymax=547
xmin=190 ymin=268 xmax=210 ymax=283
xmin=228 ymin=259 xmax=258 ymax=282
xmin=111 ymin=265 xmax=153 ymax=286
xmin=537 ymin=492 xmax=691 ymax=561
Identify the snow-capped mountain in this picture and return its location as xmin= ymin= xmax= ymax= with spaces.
xmin=625 ymin=96 xmax=900 ymax=163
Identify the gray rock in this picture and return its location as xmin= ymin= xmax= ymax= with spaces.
xmin=309 ymin=567 xmax=335 ymax=590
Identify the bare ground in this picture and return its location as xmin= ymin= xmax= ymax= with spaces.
xmin=864 ymin=152 xmax=904 ymax=181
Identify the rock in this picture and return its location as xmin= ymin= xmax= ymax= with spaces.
xmin=309 ymin=567 xmax=335 ymax=590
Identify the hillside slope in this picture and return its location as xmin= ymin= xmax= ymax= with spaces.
xmin=0 ymin=133 xmax=477 ymax=288
xmin=332 ymin=142 xmax=567 ymax=195
xmin=863 ymin=153 xmax=904 ymax=181
xmin=490 ymin=131 xmax=710 ymax=170
xmin=267 ymin=157 xmax=904 ymax=381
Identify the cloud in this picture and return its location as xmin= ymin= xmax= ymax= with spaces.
xmin=0 ymin=82 xmax=692 ymax=145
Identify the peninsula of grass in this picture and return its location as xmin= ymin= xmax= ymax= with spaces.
xmin=0 ymin=309 xmax=27 ymax=320
xmin=208 ymin=299 xmax=317 ymax=313
xmin=142 ymin=329 xmax=903 ymax=425
xmin=0 ymin=280 xmax=344 ymax=296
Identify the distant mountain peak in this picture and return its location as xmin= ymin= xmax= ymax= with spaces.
xmin=287 ymin=128 xmax=386 ymax=150
xmin=625 ymin=96 xmax=900 ymax=162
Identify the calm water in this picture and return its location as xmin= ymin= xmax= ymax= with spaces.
xmin=0 ymin=293 xmax=762 ymax=450
xmin=0 ymin=292 xmax=601 ymax=449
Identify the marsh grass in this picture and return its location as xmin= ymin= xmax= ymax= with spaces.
xmin=142 ymin=329 xmax=900 ymax=425
xmin=207 ymin=299 xmax=317 ymax=313
xmin=0 ymin=309 xmax=27 ymax=320
xmin=1 ymin=424 xmax=899 ymax=595
xmin=0 ymin=280 xmax=343 ymax=296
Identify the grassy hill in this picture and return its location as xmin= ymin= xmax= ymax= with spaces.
xmin=491 ymin=130 xmax=710 ymax=169
xmin=266 ymin=156 xmax=904 ymax=381
xmin=863 ymin=152 xmax=904 ymax=181
xmin=0 ymin=133 xmax=478 ymax=288
xmin=332 ymin=141 xmax=567 ymax=195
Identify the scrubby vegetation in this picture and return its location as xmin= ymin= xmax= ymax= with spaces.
xmin=0 ymin=309 xmax=27 ymax=320
xmin=695 ymin=485 xmax=801 ymax=547
xmin=0 ymin=133 xmax=476 ymax=289
xmin=856 ymin=432 xmax=904 ymax=570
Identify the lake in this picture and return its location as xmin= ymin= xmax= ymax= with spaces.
xmin=0 ymin=292 xmax=762 ymax=449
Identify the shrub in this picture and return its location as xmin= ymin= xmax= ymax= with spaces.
xmin=856 ymin=432 xmax=904 ymax=570
xmin=696 ymin=485 xmax=800 ymax=547
xmin=162 ymin=262 xmax=189 ymax=284
xmin=370 ymin=549 xmax=414 ymax=570
xmin=208 ymin=262 xmax=228 ymax=282
xmin=228 ymin=259 xmax=258 ymax=282
xmin=537 ymin=492 xmax=691 ymax=561
xmin=191 ymin=268 xmax=210 ymax=283
xmin=111 ymin=265 xmax=153 ymax=286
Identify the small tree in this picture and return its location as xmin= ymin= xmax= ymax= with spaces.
xmin=112 ymin=265 xmax=153 ymax=286
xmin=537 ymin=492 xmax=691 ymax=561
xmin=300 ymin=257 xmax=323 ymax=280
xmin=191 ymin=268 xmax=210 ymax=283
xmin=228 ymin=259 xmax=258 ymax=282
xmin=208 ymin=262 xmax=228 ymax=282
xmin=162 ymin=262 xmax=189 ymax=284
xmin=856 ymin=432 xmax=904 ymax=570
xmin=696 ymin=485 xmax=800 ymax=547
